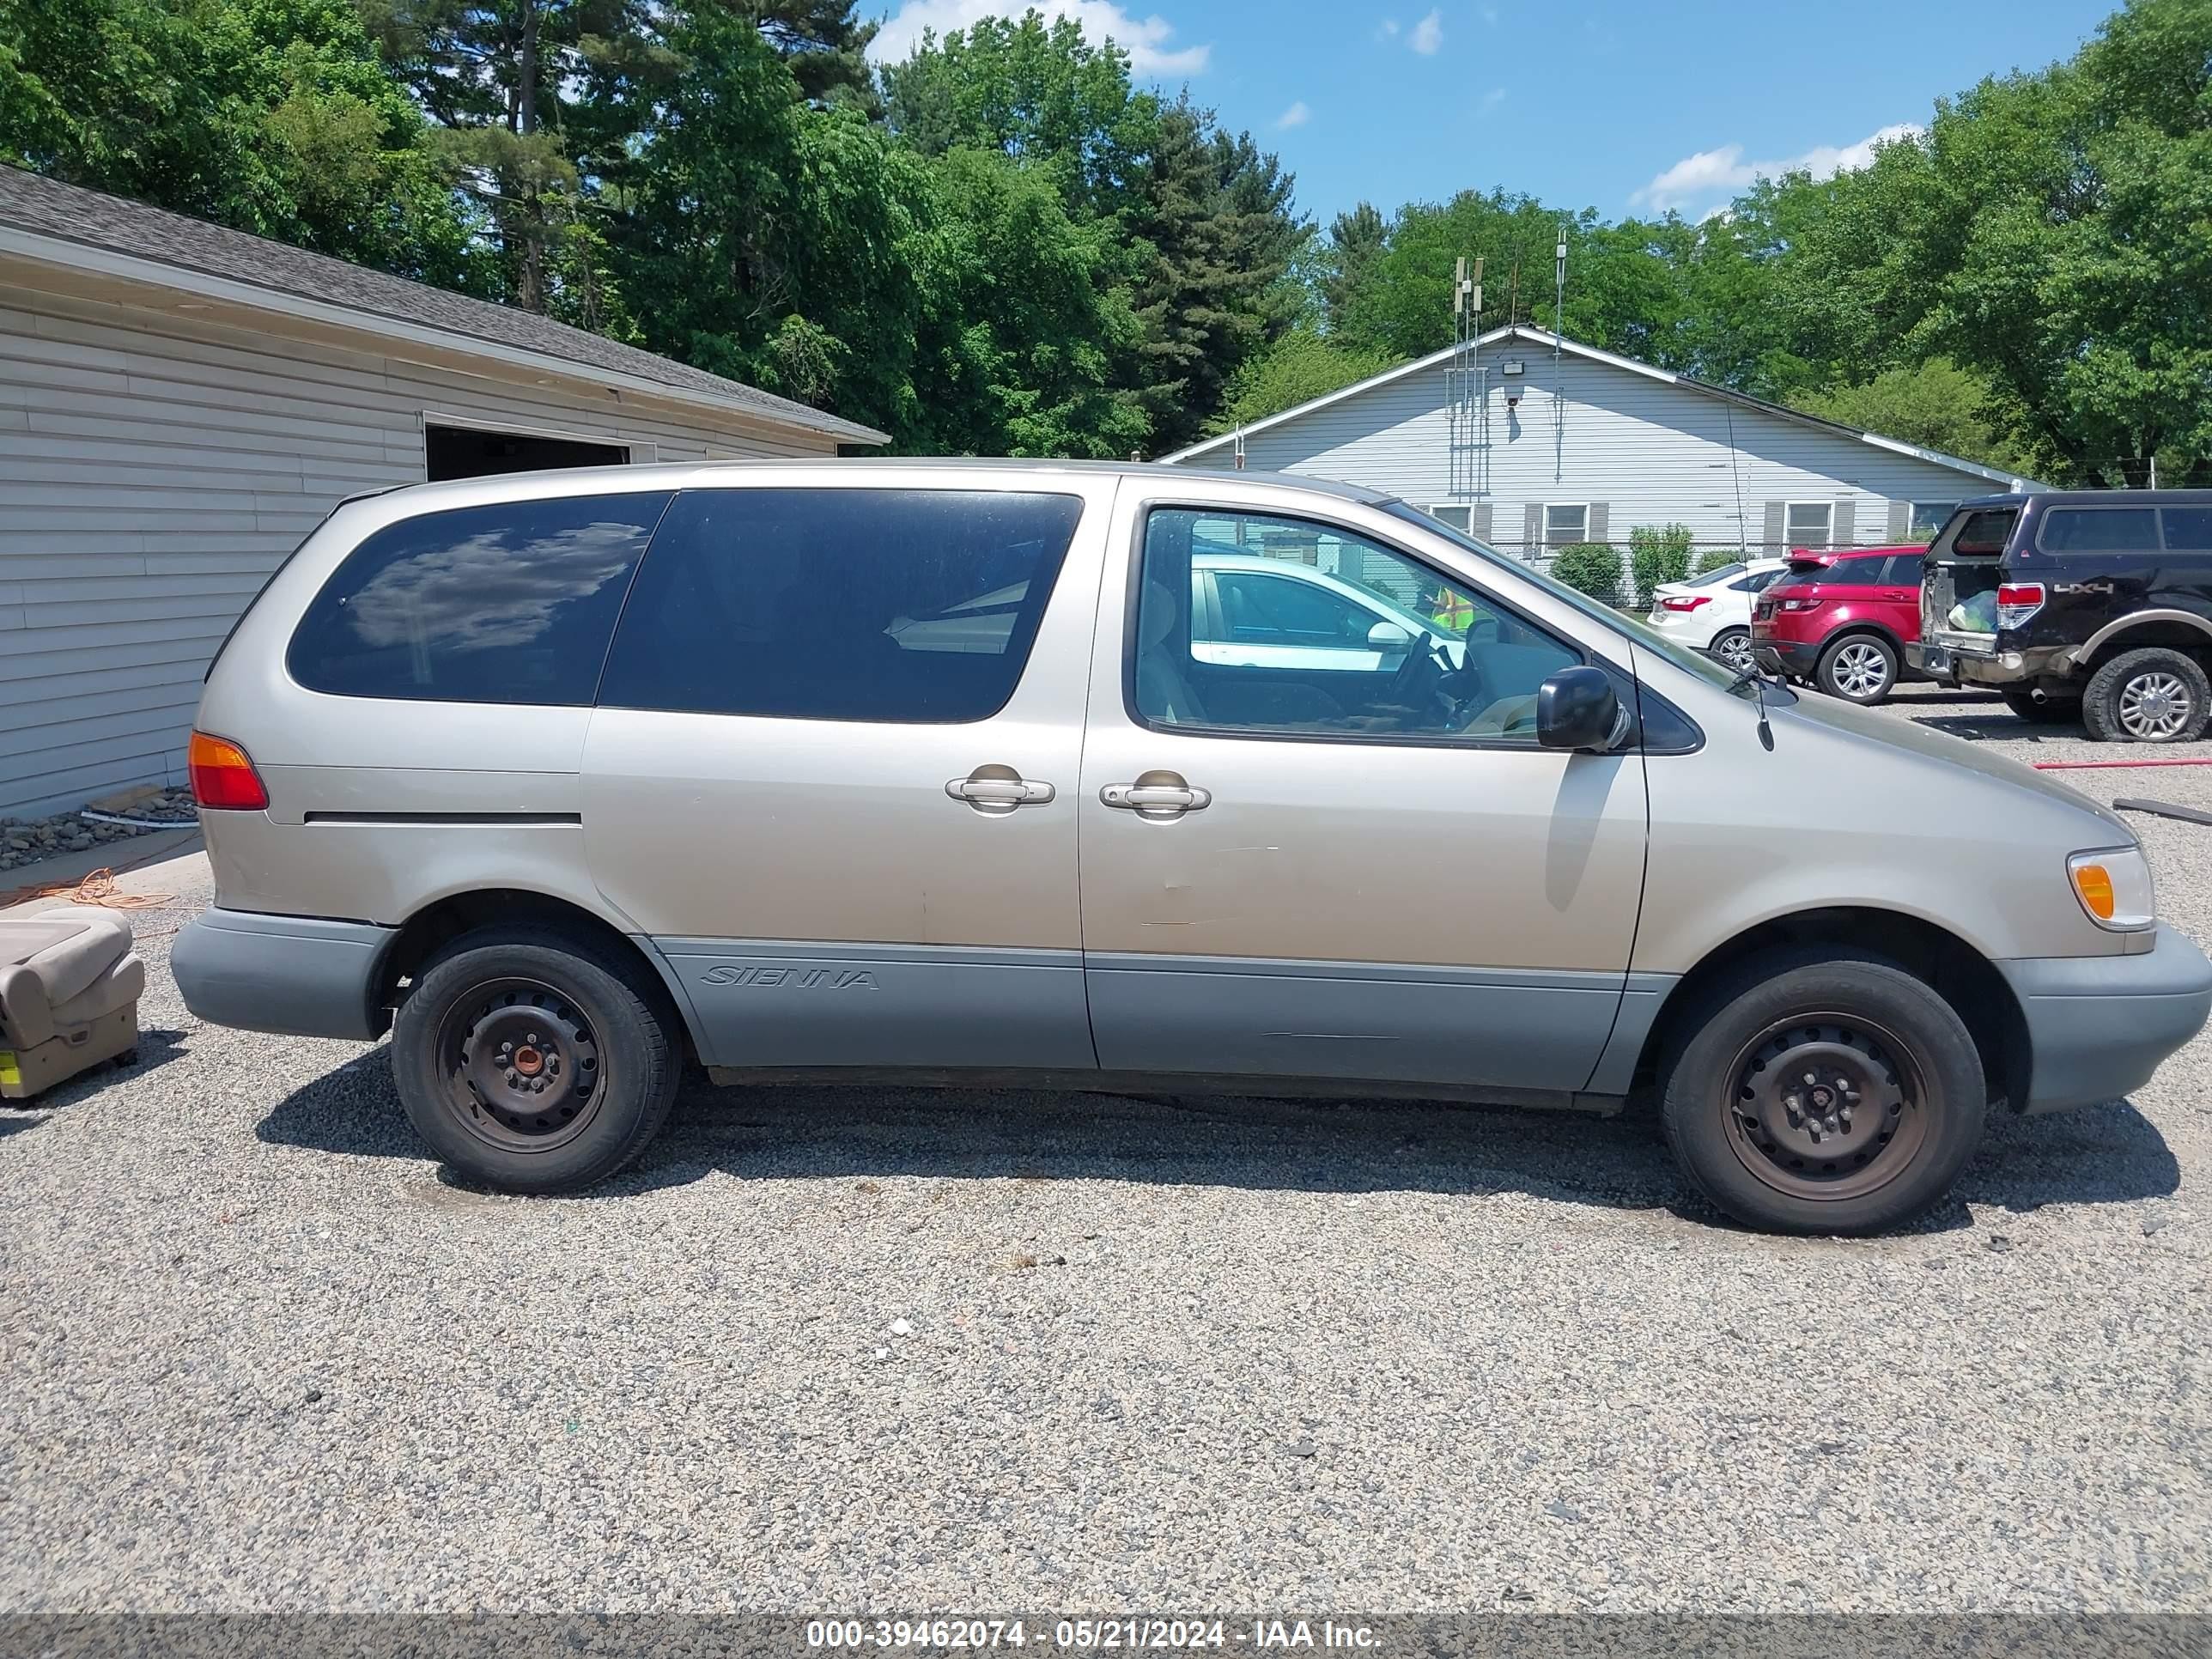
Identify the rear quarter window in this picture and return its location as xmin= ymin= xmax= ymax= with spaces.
xmin=287 ymin=493 xmax=671 ymax=704
xmin=597 ymin=488 xmax=1085 ymax=724
xmin=2160 ymin=507 xmax=2212 ymax=552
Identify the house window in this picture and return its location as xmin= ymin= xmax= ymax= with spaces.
xmin=1544 ymin=503 xmax=1589 ymax=547
xmin=1429 ymin=505 xmax=1474 ymax=532
xmin=1910 ymin=501 xmax=1957 ymax=537
xmin=1785 ymin=501 xmax=1833 ymax=550
xmin=423 ymin=418 xmax=629 ymax=482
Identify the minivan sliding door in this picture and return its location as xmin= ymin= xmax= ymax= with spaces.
xmin=581 ymin=479 xmax=1114 ymax=1073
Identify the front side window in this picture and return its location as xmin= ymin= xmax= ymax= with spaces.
xmin=598 ymin=489 xmax=1084 ymax=724
xmin=1135 ymin=507 xmax=1578 ymax=744
xmin=2038 ymin=506 xmax=2162 ymax=554
xmin=287 ymin=492 xmax=672 ymax=704
xmin=1786 ymin=501 xmax=1834 ymax=549
xmin=1544 ymin=503 xmax=1589 ymax=547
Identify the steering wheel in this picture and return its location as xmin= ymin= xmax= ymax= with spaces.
xmin=1380 ymin=635 xmax=1468 ymax=730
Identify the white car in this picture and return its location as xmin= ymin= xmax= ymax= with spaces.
xmin=893 ymin=550 xmax=1472 ymax=672
xmin=1644 ymin=558 xmax=1791 ymax=671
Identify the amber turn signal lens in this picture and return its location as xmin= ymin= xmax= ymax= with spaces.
xmin=187 ymin=730 xmax=270 ymax=811
xmin=2071 ymin=862 xmax=2116 ymax=921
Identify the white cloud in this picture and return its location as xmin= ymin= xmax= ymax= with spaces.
xmin=1380 ymin=17 xmax=1401 ymax=36
xmin=1276 ymin=100 xmax=1310 ymax=130
xmin=1479 ymin=86 xmax=1506 ymax=114
xmin=1410 ymin=8 xmax=1443 ymax=52
xmin=1632 ymin=121 xmax=1923 ymax=213
xmin=1478 ymin=4 xmax=1499 ymax=21
xmin=867 ymin=0 xmax=1210 ymax=76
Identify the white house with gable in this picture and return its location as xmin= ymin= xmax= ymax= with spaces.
xmin=1160 ymin=324 xmax=2039 ymax=561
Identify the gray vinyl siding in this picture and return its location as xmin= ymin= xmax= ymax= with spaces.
xmin=1176 ymin=337 xmax=2014 ymax=568
xmin=0 ymin=279 xmax=840 ymax=819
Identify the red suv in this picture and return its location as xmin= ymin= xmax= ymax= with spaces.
xmin=1750 ymin=546 xmax=1929 ymax=705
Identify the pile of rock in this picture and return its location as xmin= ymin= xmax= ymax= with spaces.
xmin=0 ymin=786 xmax=198 ymax=874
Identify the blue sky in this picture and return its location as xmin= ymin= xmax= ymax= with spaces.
xmin=867 ymin=0 xmax=2113 ymax=225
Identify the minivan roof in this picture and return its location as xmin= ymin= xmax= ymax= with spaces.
xmin=345 ymin=457 xmax=1403 ymax=513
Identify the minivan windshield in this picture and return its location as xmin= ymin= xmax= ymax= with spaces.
xmin=1382 ymin=502 xmax=1746 ymax=693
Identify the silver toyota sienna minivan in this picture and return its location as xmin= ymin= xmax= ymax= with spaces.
xmin=172 ymin=461 xmax=2212 ymax=1235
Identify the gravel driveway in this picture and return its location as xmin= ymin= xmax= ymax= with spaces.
xmin=3 ymin=684 xmax=2210 ymax=1617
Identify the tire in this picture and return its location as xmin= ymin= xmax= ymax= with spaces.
xmin=2080 ymin=647 xmax=2212 ymax=744
xmin=1708 ymin=627 xmax=1753 ymax=673
xmin=2000 ymin=689 xmax=2081 ymax=726
xmin=1814 ymin=632 xmax=1899 ymax=705
xmin=391 ymin=927 xmax=680 ymax=1194
xmin=1659 ymin=950 xmax=1986 ymax=1236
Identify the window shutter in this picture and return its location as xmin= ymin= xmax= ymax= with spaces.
xmin=1885 ymin=500 xmax=1911 ymax=541
xmin=1833 ymin=497 xmax=1856 ymax=549
xmin=1471 ymin=501 xmax=1493 ymax=542
xmin=1522 ymin=503 xmax=1542 ymax=553
xmin=1762 ymin=501 xmax=1785 ymax=553
xmin=1589 ymin=502 xmax=1609 ymax=544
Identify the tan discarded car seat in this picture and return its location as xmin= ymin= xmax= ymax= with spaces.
xmin=0 ymin=905 xmax=144 ymax=1101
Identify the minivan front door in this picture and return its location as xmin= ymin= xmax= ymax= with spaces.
xmin=1079 ymin=497 xmax=1649 ymax=1097
xmin=581 ymin=477 xmax=1112 ymax=1073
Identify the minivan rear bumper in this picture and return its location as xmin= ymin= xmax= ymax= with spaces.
xmin=1997 ymin=929 xmax=2212 ymax=1114
xmin=172 ymin=908 xmax=395 ymax=1040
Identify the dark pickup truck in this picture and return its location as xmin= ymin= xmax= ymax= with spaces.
xmin=1908 ymin=490 xmax=2212 ymax=742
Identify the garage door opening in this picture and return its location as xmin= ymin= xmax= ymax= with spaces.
xmin=426 ymin=421 xmax=629 ymax=482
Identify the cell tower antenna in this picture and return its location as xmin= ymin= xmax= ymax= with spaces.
xmin=1553 ymin=221 xmax=1568 ymax=483
xmin=1446 ymin=257 xmax=1487 ymax=501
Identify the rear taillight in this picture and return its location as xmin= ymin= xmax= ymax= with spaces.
xmin=1660 ymin=594 xmax=1711 ymax=612
xmin=187 ymin=731 xmax=269 ymax=811
xmin=1996 ymin=581 xmax=2045 ymax=629
xmin=1779 ymin=597 xmax=1823 ymax=611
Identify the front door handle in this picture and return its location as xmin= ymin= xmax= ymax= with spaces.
xmin=946 ymin=766 xmax=1055 ymax=816
xmin=1100 ymin=771 xmax=1212 ymax=819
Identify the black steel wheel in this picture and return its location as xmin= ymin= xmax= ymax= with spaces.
xmin=392 ymin=928 xmax=679 ymax=1193
xmin=1661 ymin=951 xmax=1985 ymax=1235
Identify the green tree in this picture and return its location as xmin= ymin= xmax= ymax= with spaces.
xmin=1206 ymin=326 xmax=1397 ymax=434
xmin=1 ymin=0 xmax=482 ymax=286
xmin=1793 ymin=358 xmax=2029 ymax=474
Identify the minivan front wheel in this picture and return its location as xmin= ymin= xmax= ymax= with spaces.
xmin=2081 ymin=647 xmax=2212 ymax=744
xmin=392 ymin=929 xmax=679 ymax=1194
xmin=1660 ymin=952 xmax=1986 ymax=1235
xmin=1814 ymin=634 xmax=1898 ymax=704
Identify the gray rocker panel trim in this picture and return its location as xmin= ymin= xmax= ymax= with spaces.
xmin=1083 ymin=951 xmax=1642 ymax=1092
xmin=653 ymin=938 xmax=1093 ymax=1070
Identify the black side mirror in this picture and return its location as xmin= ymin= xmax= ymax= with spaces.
xmin=1536 ymin=665 xmax=1622 ymax=751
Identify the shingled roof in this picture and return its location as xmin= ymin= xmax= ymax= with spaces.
xmin=0 ymin=166 xmax=889 ymax=446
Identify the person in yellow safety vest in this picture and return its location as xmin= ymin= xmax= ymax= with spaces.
xmin=1425 ymin=581 xmax=1477 ymax=636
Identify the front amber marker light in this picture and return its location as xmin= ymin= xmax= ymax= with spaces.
xmin=2072 ymin=862 xmax=2117 ymax=921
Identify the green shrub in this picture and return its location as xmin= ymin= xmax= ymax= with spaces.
xmin=1550 ymin=542 xmax=1624 ymax=606
xmin=1628 ymin=523 xmax=1696 ymax=606
xmin=1693 ymin=548 xmax=1742 ymax=575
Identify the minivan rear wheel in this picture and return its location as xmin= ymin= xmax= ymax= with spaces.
xmin=392 ymin=928 xmax=679 ymax=1194
xmin=1814 ymin=633 xmax=1898 ymax=704
xmin=2081 ymin=647 xmax=2212 ymax=744
xmin=1660 ymin=951 xmax=1985 ymax=1236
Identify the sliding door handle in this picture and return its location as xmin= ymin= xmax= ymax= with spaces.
xmin=1100 ymin=773 xmax=1211 ymax=819
xmin=946 ymin=768 xmax=1055 ymax=815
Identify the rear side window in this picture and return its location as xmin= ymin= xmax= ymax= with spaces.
xmin=599 ymin=489 xmax=1085 ymax=723
xmin=288 ymin=493 xmax=670 ymax=703
xmin=2161 ymin=507 xmax=2212 ymax=551
xmin=2038 ymin=506 xmax=2161 ymax=553
xmin=1824 ymin=556 xmax=1885 ymax=583
xmin=1881 ymin=553 xmax=1924 ymax=583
